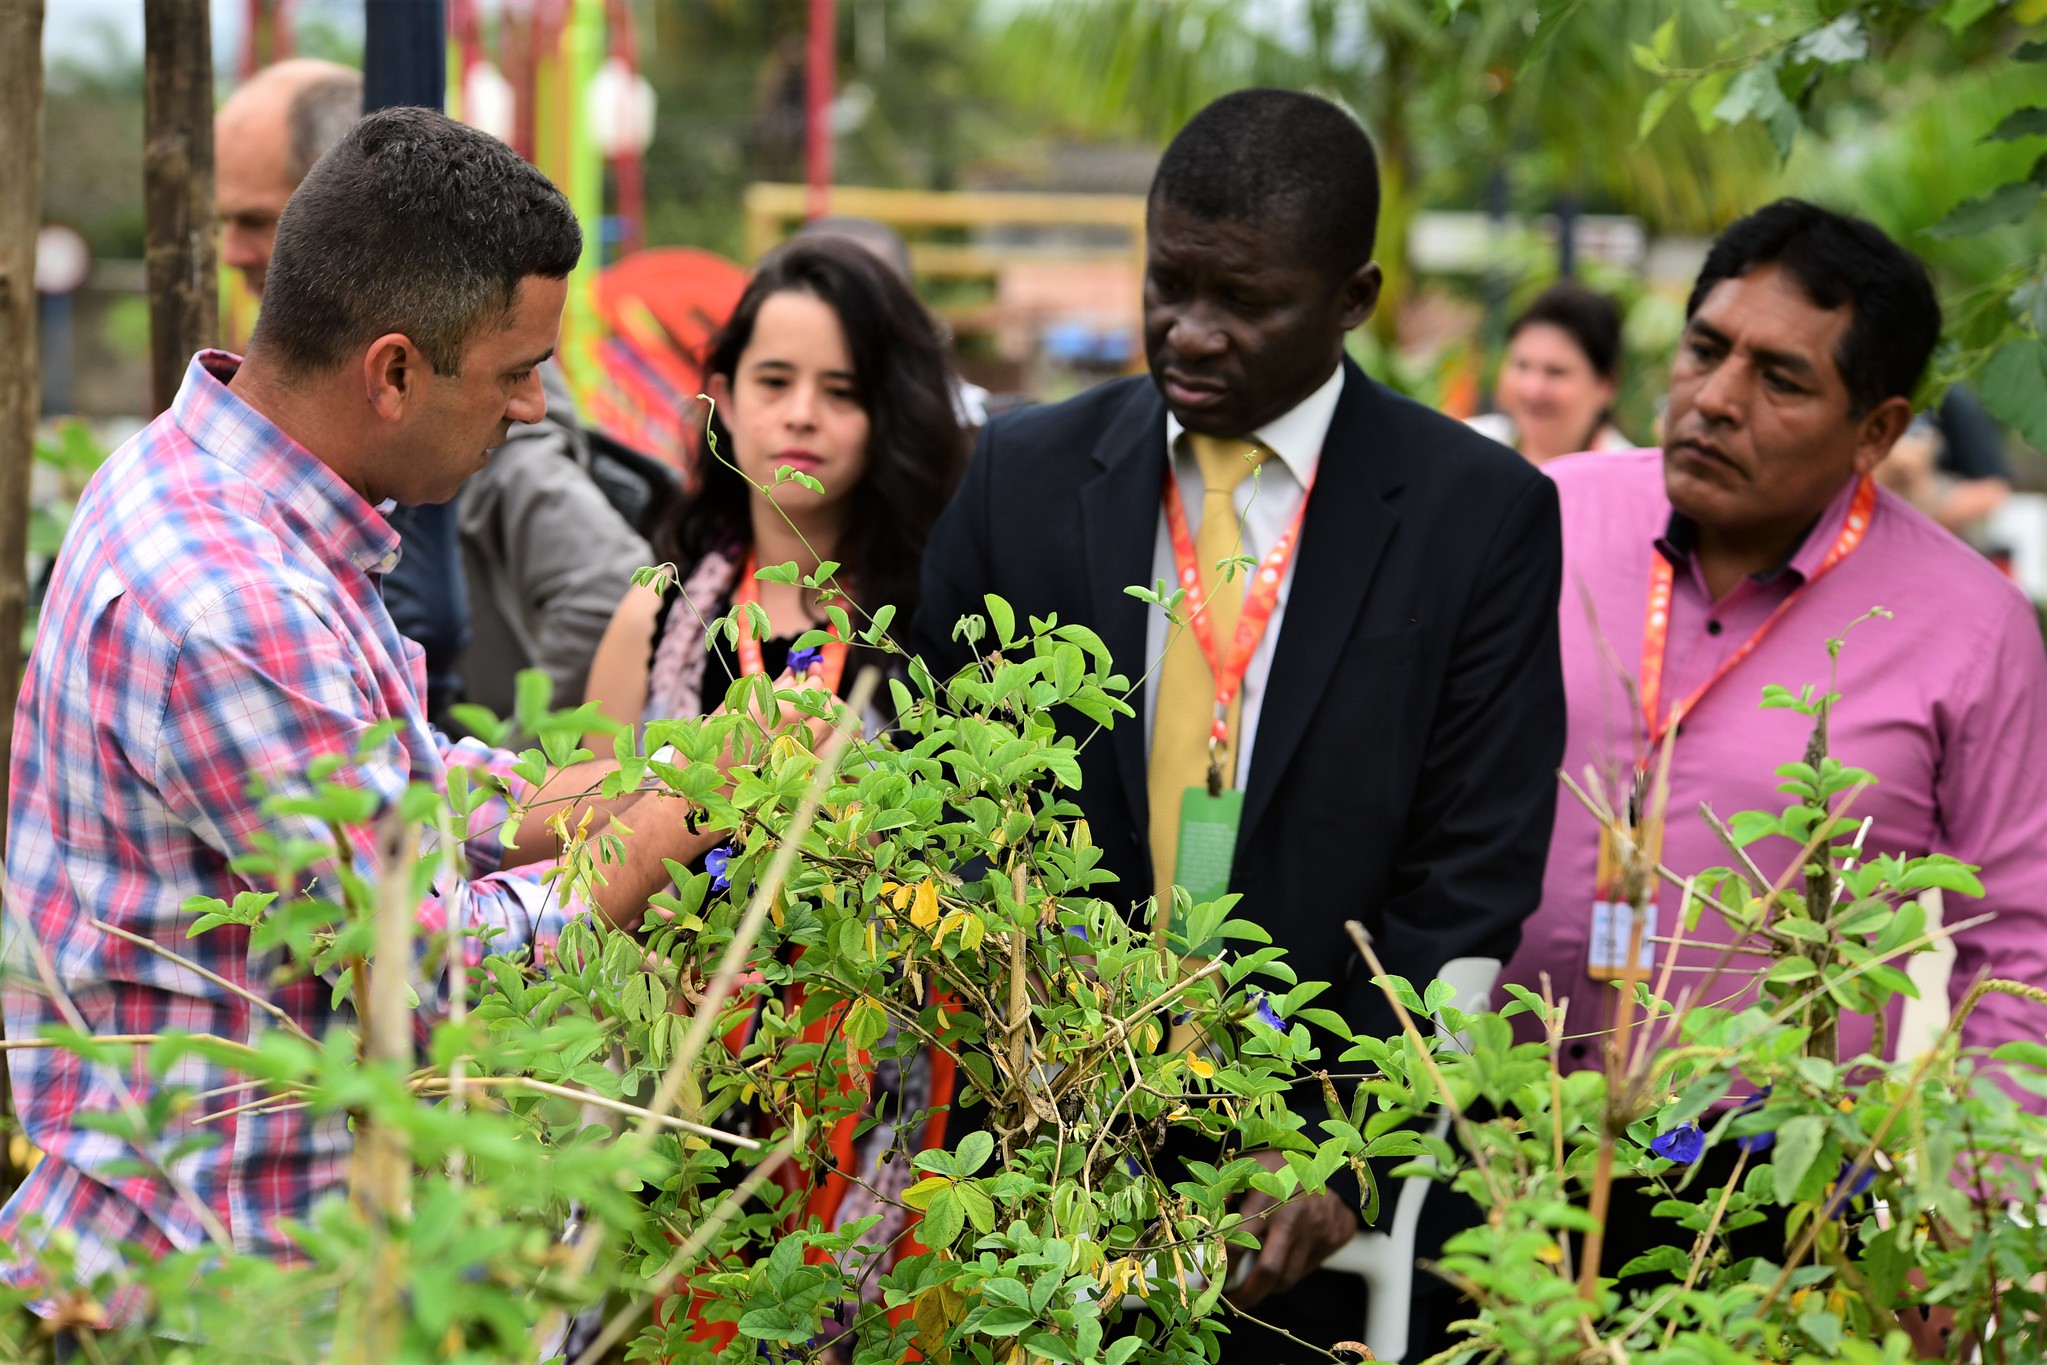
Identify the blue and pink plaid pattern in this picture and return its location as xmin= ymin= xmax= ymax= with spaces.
xmin=1 ymin=352 xmax=580 ymax=1298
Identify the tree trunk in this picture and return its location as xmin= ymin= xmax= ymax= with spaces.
xmin=0 ymin=0 xmax=47 ymax=1202
xmin=144 ymin=0 xmax=217 ymax=416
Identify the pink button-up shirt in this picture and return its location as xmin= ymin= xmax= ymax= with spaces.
xmin=1506 ymin=448 xmax=2047 ymax=1073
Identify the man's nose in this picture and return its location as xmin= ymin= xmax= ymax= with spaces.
xmin=1691 ymin=357 xmax=1747 ymax=425
xmin=505 ymin=369 xmax=548 ymax=425
xmin=1167 ymin=305 xmax=1229 ymax=360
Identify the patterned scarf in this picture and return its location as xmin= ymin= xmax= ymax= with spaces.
xmin=642 ymin=544 xmax=744 ymax=724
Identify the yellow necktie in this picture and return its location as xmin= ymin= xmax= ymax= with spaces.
xmin=1148 ymin=433 xmax=1269 ymax=912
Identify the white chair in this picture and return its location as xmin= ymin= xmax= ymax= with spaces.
xmin=1320 ymin=956 xmax=1501 ymax=1363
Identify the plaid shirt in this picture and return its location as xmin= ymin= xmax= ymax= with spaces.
xmin=2 ymin=353 xmax=580 ymax=1297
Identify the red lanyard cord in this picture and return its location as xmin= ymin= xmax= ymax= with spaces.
xmin=1638 ymin=475 xmax=1878 ymax=751
xmin=1161 ymin=460 xmax=1317 ymax=753
xmin=732 ymin=549 xmax=849 ymax=693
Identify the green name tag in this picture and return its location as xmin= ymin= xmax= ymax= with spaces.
xmin=1173 ymin=786 xmax=1243 ymax=949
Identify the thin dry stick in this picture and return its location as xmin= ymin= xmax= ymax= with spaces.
xmin=340 ymin=815 xmax=417 ymax=1365
xmin=0 ymin=1033 xmax=256 ymax=1054
xmin=1343 ymin=920 xmax=1508 ymax=1210
xmin=436 ymin=805 xmax=468 ymax=1185
xmin=565 ymin=1144 xmax=793 ymax=1365
xmin=1559 ymin=769 xmax=1741 ymax=923
xmin=90 ymin=918 xmax=317 ymax=1046
xmin=413 ymin=1074 xmax=762 ymax=1149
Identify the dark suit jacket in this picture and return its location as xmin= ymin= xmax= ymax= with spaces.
xmin=910 ymin=356 xmax=1565 ymax=1051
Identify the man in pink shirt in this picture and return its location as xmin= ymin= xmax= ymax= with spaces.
xmin=1506 ymin=198 xmax=2047 ymax=1084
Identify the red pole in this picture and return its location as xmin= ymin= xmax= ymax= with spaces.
xmin=804 ymin=0 xmax=834 ymax=219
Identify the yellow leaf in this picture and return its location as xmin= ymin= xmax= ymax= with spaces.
xmin=1536 ymin=1241 xmax=1564 ymax=1264
xmin=958 ymin=913 xmax=986 ymax=952
xmin=882 ymin=880 xmax=912 ymax=912
xmin=2018 ymin=0 xmax=2047 ymax=23
xmin=911 ymin=879 xmax=941 ymax=930
xmin=1184 ymin=1051 xmax=1215 ymax=1079
xmin=903 ymin=1175 xmax=952 ymax=1211
xmin=937 ymin=910 xmax=969 ymax=946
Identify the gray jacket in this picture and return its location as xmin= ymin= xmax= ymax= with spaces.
xmin=456 ymin=363 xmax=652 ymax=718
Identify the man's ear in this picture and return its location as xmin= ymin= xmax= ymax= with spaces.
xmin=1852 ymin=395 xmax=1917 ymax=477
xmin=362 ymin=333 xmax=424 ymax=422
xmin=1337 ymin=261 xmax=1383 ymax=333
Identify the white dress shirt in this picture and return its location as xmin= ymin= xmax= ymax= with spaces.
xmin=1142 ymin=363 xmax=1345 ymax=789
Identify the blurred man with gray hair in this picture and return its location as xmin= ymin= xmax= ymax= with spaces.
xmin=215 ymin=58 xmax=363 ymax=297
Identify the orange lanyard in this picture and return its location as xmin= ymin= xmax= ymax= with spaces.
xmin=732 ymin=550 xmax=849 ymax=693
xmin=1162 ymin=460 xmax=1317 ymax=755
xmin=1639 ymin=475 xmax=1878 ymax=751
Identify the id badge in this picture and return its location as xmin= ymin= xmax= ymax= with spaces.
xmin=1172 ymin=786 xmax=1242 ymax=949
xmin=1587 ymin=899 xmax=1657 ymax=981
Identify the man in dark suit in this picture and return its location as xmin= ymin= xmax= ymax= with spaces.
xmin=912 ymin=89 xmax=1565 ymax=1359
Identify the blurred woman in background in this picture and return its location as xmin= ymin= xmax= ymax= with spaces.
xmin=1470 ymin=280 xmax=1633 ymax=463
xmin=586 ymin=235 xmax=967 ymax=726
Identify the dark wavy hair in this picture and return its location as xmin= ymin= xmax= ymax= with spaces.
xmin=653 ymin=237 xmax=967 ymax=624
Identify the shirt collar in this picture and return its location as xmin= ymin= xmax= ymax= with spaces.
xmin=1164 ymin=362 xmax=1344 ymax=487
xmin=171 ymin=351 xmax=403 ymax=576
xmin=1654 ymin=473 xmax=1868 ymax=587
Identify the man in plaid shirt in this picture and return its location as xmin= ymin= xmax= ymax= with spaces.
xmin=2 ymin=109 xmax=725 ymax=1317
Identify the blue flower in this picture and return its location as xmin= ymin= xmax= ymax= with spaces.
xmin=1732 ymin=1090 xmax=1776 ymax=1154
xmin=1064 ymin=923 xmax=1089 ymax=943
xmin=787 ymin=644 xmax=823 ymax=673
xmin=1252 ymin=992 xmax=1285 ymax=1031
xmin=1123 ymin=1155 xmax=1142 ymax=1179
xmin=1650 ymin=1124 xmax=1707 ymax=1165
xmin=1827 ymin=1160 xmax=1877 ymax=1218
xmin=705 ymin=844 xmax=735 ymax=893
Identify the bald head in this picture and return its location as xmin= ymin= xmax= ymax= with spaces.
xmin=216 ymin=59 xmax=362 ymax=295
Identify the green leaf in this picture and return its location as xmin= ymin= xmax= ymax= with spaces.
xmin=755 ymin=559 xmax=801 ymax=585
xmin=955 ymin=1129 xmax=995 ymax=1178
xmin=921 ymin=1187 xmax=965 ymax=1249
xmin=1986 ymin=107 xmax=2047 ymax=142
xmin=955 ymin=1181 xmax=997 ymax=1233
xmin=1941 ymin=0 xmax=1999 ymax=35
xmin=514 ymin=668 xmax=553 ymax=736
xmin=984 ymin=594 xmax=1017 ymax=647
xmin=1773 ymin=1114 xmax=1825 ymax=1204
xmin=1617 ymin=1244 xmax=1692 ymax=1279
xmin=1977 ymin=338 xmax=2047 ymax=453
xmin=1636 ymin=83 xmax=1682 ymax=143
xmin=2018 ymin=40 xmax=2047 ymax=61
xmin=1926 ymin=180 xmax=2045 ymax=239
xmin=1107 ymin=1338 xmax=1145 ymax=1365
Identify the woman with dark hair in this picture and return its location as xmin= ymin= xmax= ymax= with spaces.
xmin=585 ymin=237 xmax=966 ymax=1352
xmin=1470 ymin=280 xmax=1633 ymax=464
xmin=586 ymin=236 xmax=967 ymax=724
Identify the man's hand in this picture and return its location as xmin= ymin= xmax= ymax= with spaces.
xmin=1227 ymin=1149 xmax=1360 ymax=1309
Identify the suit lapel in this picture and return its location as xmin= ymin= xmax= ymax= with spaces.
xmin=1240 ymin=362 xmax=1405 ymax=841
xmin=1077 ymin=382 xmax=1168 ymax=842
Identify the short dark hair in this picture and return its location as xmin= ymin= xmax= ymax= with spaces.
xmin=655 ymin=237 xmax=967 ymax=622
xmin=1149 ymin=88 xmax=1380 ymax=281
xmin=1687 ymin=199 xmax=1940 ymax=416
xmin=286 ymin=68 xmax=362 ymax=183
xmin=1510 ymin=281 xmax=1624 ymax=380
xmin=254 ymin=106 xmax=582 ymax=377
